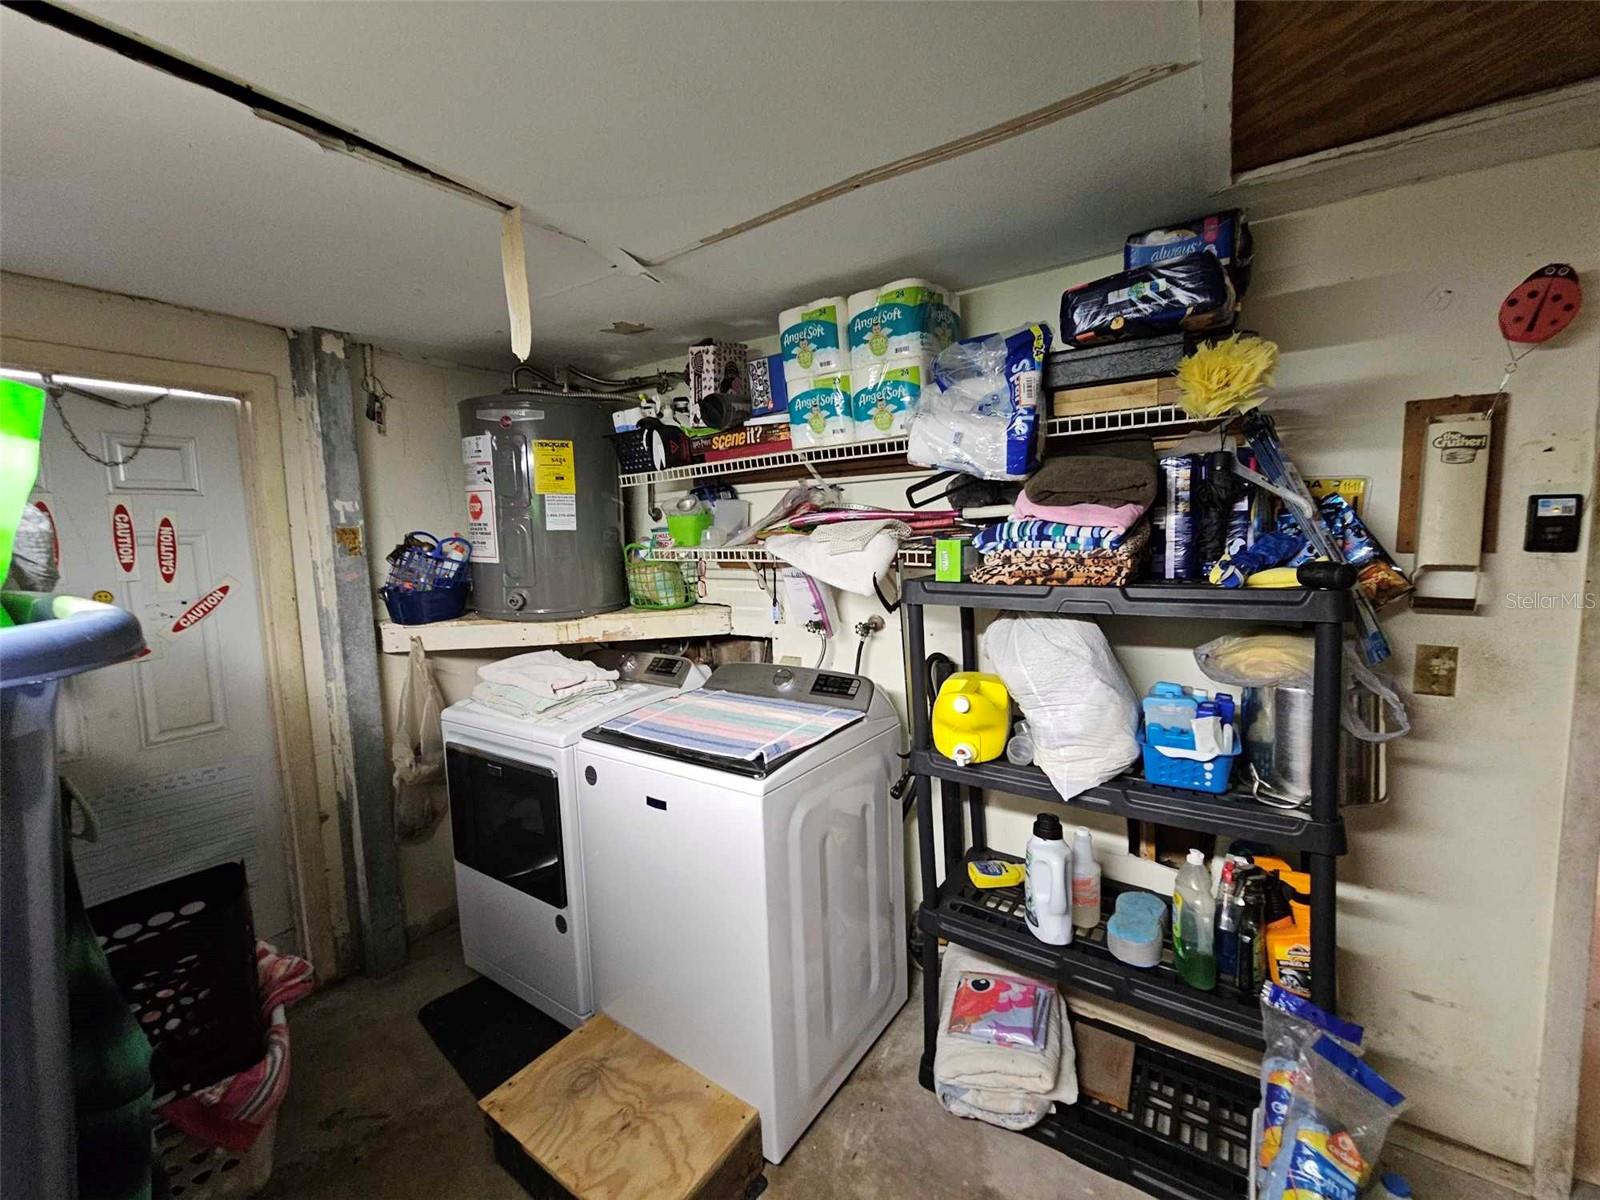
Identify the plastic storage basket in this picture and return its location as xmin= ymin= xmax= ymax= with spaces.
xmin=88 ymin=862 xmax=264 ymax=1098
xmin=1139 ymin=733 xmax=1240 ymax=794
xmin=623 ymin=542 xmax=697 ymax=610
xmin=610 ymin=419 xmax=693 ymax=474
xmin=379 ymin=531 xmax=470 ymax=625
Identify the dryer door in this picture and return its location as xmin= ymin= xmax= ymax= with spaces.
xmin=447 ymin=745 xmax=565 ymax=909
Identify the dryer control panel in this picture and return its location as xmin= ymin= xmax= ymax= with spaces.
xmin=589 ymin=649 xmax=701 ymax=689
xmin=705 ymin=662 xmax=878 ymax=713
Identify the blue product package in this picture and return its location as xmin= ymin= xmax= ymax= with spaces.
xmin=1125 ymin=210 xmax=1253 ymax=294
xmin=929 ymin=323 xmax=1051 ymax=479
xmin=1262 ymin=1036 xmax=1405 ymax=1200
xmin=1158 ymin=454 xmax=1201 ymax=580
xmin=746 ymin=354 xmax=789 ymax=417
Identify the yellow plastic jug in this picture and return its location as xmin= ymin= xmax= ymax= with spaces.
xmin=932 ymin=672 xmax=1011 ymax=766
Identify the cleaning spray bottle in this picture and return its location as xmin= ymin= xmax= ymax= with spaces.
xmin=1024 ymin=814 xmax=1073 ymax=945
xmin=1254 ymin=856 xmax=1313 ymax=998
xmin=1071 ymin=827 xmax=1101 ymax=928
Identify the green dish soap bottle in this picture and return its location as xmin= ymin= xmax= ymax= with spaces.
xmin=1173 ymin=849 xmax=1217 ymax=991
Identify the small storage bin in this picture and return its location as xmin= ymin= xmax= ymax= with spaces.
xmin=1139 ymin=735 xmax=1240 ymax=794
xmin=88 ymin=863 xmax=264 ymax=1098
xmin=379 ymin=531 xmax=471 ymax=625
xmin=610 ymin=419 xmax=692 ymax=474
xmin=381 ymin=580 xmax=468 ymax=625
xmin=623 ymin=543 xmax=697 ymax=610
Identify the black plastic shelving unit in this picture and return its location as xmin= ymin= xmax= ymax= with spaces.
xmin=902 ymin=580 xmax=1350 ymax=1200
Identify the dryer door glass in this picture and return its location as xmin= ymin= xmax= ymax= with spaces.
xmin=446 ymin=747 xmax=566 ymax=909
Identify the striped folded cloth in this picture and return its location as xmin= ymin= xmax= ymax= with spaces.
xmin=972 ymin=519 xmax=1127 ymax=555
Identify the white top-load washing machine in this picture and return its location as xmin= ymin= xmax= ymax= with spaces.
xmin=440 ymin=650 xmax=707 ymax=1027
xmin=577 ymin=663 xmax=907 ymax=1162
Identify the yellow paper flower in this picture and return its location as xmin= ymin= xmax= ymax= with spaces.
xmin=1176 ymin=334 xmax=1279 ymax=419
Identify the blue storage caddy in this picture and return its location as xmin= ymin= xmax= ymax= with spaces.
xmin=1139 ymin=722 xmax=1240 ymax=794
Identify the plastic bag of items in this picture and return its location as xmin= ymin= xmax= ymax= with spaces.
xmin=1060 ymin=252 xmax=1236 ymax=348
xmin=981 ymin=612 xmax=1139 ymax=799
xmin=907 ymin=324 xmax=1051 ymax=481
xmin=1260 ymin=1034 xmax=1406 ymax=1200
xmin=392 ymin=638 xmax=449 ymax=842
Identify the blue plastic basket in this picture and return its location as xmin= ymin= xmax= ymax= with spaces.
xmin=380 ymin=531 xmax=470 ymax=624
xmin=381 ymin=581 xmax=468 ymax=625
xmin=1138 ymin=732 xmax=1240 ymax=794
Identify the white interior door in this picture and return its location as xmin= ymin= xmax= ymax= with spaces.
xmin=29 ymin=384 xmax=295 ymax=946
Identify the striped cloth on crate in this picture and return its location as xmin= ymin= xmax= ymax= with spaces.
xmin=596 ymin=688 xmax=863 ymax=764
xmin=157 ymin=942 xmax=315 ymax=1153
xmin=972 ymin=519 xmax=1127 ymax=555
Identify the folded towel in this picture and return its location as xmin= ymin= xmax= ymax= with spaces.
xmin=471 ymin=679 xmax=612 ymax=719
xmin=934 ymin=946 xmax=1076 ymax=1103
xmin=1012 ymin=491 xmax=1146 ymax=530
xmin=478 ymin=650 xmax=618 ymax=699
xmin=1025 ymin=438 xmax=1158 ymax=509
xmin=935 ymin=1080 xmax=1052 ymax=1130
xmin=766 ymin=528 xmax=899 ymax=596
xmin=973 ymin=520 xmax=1127 ymax=555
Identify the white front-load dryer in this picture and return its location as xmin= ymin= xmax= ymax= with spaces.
xmin=440 ymin=650 xmax=706 ymax=1027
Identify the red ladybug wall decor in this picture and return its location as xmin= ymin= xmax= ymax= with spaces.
xmin=1499 ymin=263 xmax=1581 ymax=344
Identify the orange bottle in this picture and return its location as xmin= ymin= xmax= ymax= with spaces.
xmin=1252 ymin=856 xmax=1313 ymax=998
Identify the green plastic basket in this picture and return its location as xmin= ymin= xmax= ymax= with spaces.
xmin=624 ymin=542 xmax=697 ymax=610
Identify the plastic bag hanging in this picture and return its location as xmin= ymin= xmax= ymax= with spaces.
xmin=392 ymin=637 xmax=449 ymax=843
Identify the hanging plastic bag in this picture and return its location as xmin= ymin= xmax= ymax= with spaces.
xmin=1257 ymin=983 xmax=1365 ymax=1184
xmin=392 ymin=637 xmax=448 ymax=843
xmin=1342 ymin=646 xmax=1409 ymax=744
xmin=907 ymin=324 xmax=1051 ymax=481
xmin=1194 ymin=634 xmax=1409 ymax=743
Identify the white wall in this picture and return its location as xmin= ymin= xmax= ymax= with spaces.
xmin=351 ymin=348 xmax=507 ymax=936
xmin=624 ymin=149 xmax=1600 ymax=1167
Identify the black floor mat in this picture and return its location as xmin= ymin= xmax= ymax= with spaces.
xmin=417 ymin=976 xmax=568 ymax=1099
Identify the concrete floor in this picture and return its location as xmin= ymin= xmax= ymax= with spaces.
xmin=258 ymin=928 xmax=1580 ymax=1200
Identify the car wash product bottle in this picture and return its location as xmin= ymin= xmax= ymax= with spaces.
xmin=1234 ymin=870 xmax=1268 ymax=1001
xmin=1173 ymin=849 xmax=1217 ymax=991
xmin=1071 ymin=826 xmax=1102 ymax=928
xmin=1024 ymin=813 xmax=1073 ymax=946
xmin=1255 ymin=856 xmax=1314 ymax=998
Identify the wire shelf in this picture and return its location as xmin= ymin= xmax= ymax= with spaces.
xmin=617 ymin=404 xmax=1202 ymax=488
xmin=650 ymin=544 xmax=935 ymax=570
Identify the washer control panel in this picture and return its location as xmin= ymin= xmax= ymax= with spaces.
xmin=702 ymin=662 xmax=876 ymax=712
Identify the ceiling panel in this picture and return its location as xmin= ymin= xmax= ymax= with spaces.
xmin=71 ymin=0 xmax=1201 ymax=259
xmin=0 ymin=8 xmax=624 ymax=363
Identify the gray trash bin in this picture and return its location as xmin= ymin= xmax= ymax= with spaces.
xmin=1 ymin=592 xmax=143 ymax=1200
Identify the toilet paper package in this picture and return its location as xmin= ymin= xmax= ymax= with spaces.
xmin=779 ymin=298 xmax=848 ymax=382
xmin=852 ymin=355 xmax=935 ymax=439
xmin=789 ymin=372 xmax=855 ymax=449
xmin=848 ymin=278 xmax=961 ymax=368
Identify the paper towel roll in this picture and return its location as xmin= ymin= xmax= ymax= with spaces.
xmin=779 ymin=297 xmax=848 ymax=383
xmin=789 ymin=372 xmax=855 ymax=449
xmin=852 ymin=355 xmax=935 ymax=439
xmin=852 ymin=279 xmax=954 ymax=366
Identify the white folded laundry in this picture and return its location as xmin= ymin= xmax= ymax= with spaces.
xmin=470 ymin=681 xmax=587 ymax=720
xmin=933 ymin=946 xmax=1077 ymax=1105
xmin=766 ymin=528 xmax=899 ymax=596
xmin=477 ymin=650 xmax=618 ymax=699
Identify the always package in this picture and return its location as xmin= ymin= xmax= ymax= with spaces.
xmin=1125 ymin=209 xmax=1253 ymax=295
xmin=1061 ymin=253 xmax=1236 ymax=348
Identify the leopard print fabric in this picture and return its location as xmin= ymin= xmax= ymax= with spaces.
xmin=970 ymin=522 xmax=1150 ymax=587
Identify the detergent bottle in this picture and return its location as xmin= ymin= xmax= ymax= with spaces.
xmin=1173 ymin=849 xmax=1217 ymax=991
xmin=1024 ymin=813 xmax=1073 ymax=946
xmin=932 ymin=672 xmax=1011 ymax=766
xmin=1254 ymin=856 xmax=1313 ymax=998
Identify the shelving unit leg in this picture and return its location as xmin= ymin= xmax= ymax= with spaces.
xmin=1309 ymin=619 xmax=1343 ymax=1012
xmin=957 ymin=607 xmax=987 ymax=849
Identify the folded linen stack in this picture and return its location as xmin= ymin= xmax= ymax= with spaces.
xmin=933 ymin=946 xmax=1077 ymax=1131
xmin=971 ymin=438 xmax=1157 ymax=586
xmin=470 ymin=650 xmax=618 ymax=719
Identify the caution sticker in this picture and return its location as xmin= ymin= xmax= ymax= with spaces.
xmin=533 ymin=440 xmax=576 ymax=495
xmin=155 ymin=512 xmax=179 ymax=591
xmin=170 ymin=580 xmax=232 ymax=635
xmin=109 ymin=499 xmax=139 ymax=579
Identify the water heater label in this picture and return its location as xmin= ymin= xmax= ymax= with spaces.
xmin=533 ymin=440 xmax=576 ymax=494
xmin=545 ymin=493 xmax=577 ymax=532
xmin=461 ymin=434 xmax=499 ymax=562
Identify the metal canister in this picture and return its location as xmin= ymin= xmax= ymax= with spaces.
xmin=1241 ymin=684 xmax=1385 ymax=808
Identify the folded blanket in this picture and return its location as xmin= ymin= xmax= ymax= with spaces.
xmin=936 ymin=1080 xmax=1052 ymax=1130
xmin=934 ymin=946 xmax=1076 ymax=1110
xmin=478 ymin=650 xmax=618 ymax=699
xmin=1012 ymin=491 xmax=1146 ymax=530
xmin=973 ymin=519 xmax=1127 ymax=555
xmin=972 ymin=523 xmax=1149 ymax=587
xmin=1024 ymin=438 xmax=1158 ymax=509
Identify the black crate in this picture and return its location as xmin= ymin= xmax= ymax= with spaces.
xmin=88 ymin=862 xmax=264 ymax=1098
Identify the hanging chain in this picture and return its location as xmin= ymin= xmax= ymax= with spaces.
xmin=45 ymin=375 xmax=169 ymax=467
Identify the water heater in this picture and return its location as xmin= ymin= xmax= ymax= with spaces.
xmin=458 ymin=386 xmax=627 ymax=620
